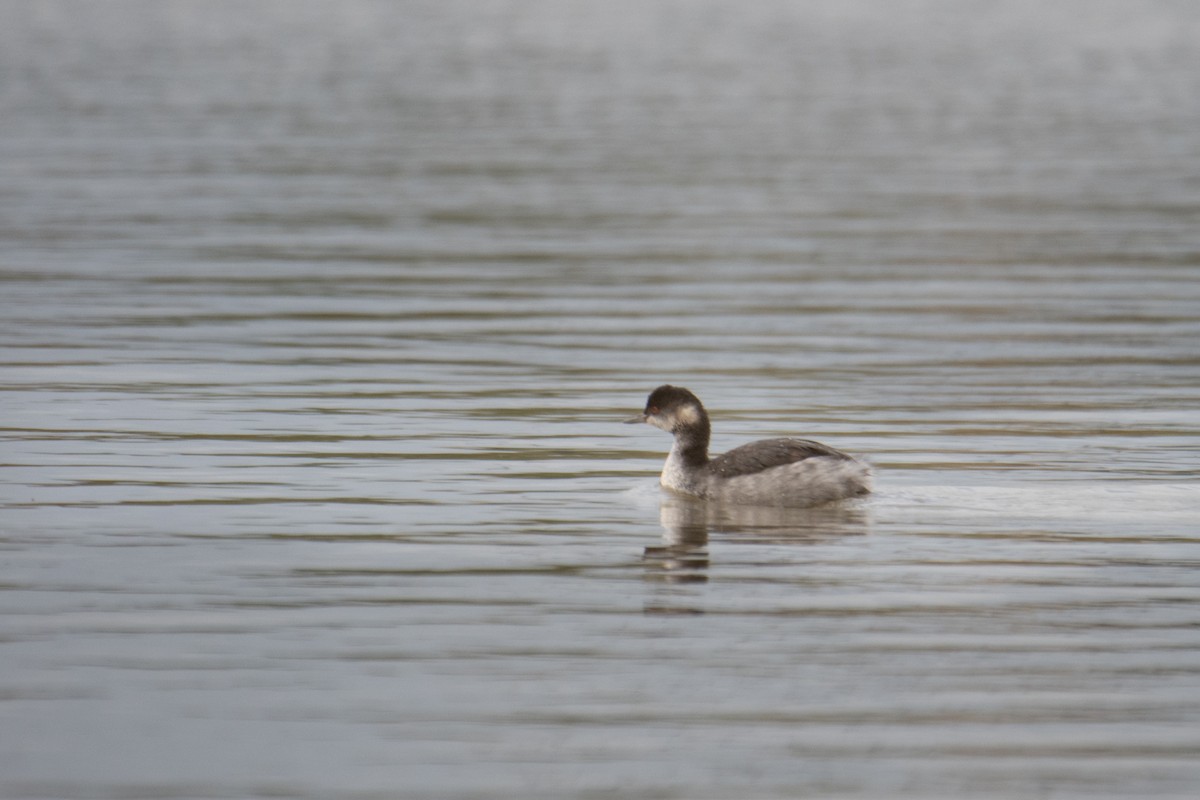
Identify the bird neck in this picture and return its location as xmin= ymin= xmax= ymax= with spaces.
xmin=672 ymin=421 xmax=710 ymax=467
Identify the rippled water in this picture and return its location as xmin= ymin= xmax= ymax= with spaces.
xmin=2 ymin=2 xmax=1199 ymax=798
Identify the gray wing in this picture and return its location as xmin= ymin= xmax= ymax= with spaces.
xmin=706 ymin=438 xmax=855 ymax=479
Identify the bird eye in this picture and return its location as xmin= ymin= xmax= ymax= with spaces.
xmin=648 ymin=406 xmax=659 ymax=414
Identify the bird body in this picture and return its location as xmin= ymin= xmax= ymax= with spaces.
xmin=629 ymin=385 xmax=871 ymax=508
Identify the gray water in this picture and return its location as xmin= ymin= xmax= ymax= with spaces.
xmin=2 ymin=2 xmax=1199 ymax=798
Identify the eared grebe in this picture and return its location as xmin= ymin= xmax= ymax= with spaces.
xmin=627 ymin=385 xmax=872 ymax=507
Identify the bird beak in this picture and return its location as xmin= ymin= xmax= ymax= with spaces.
xmin=624 ymin=413 xmax=646 ymax=425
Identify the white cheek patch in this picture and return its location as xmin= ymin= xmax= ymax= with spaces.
xmin=647 ymin=414 xmax=673 ymax=432
xmin=647 ymin=402 xmax=701 ymax=432
xmin=676 ymin=403 xmax=702 ymax=426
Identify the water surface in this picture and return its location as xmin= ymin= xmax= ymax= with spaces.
xmin=2 ymin=2 xmax=1199 ymax=798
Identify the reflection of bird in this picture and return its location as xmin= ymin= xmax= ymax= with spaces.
xmin=627 ymin=385 xmax=872 ymax=508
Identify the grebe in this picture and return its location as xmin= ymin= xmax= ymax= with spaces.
xmin=627 ymin=385 xmax=871 ymax=507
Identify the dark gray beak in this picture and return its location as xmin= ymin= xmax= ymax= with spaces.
xmin=624 ymin=414 xmax=646 ymax=425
